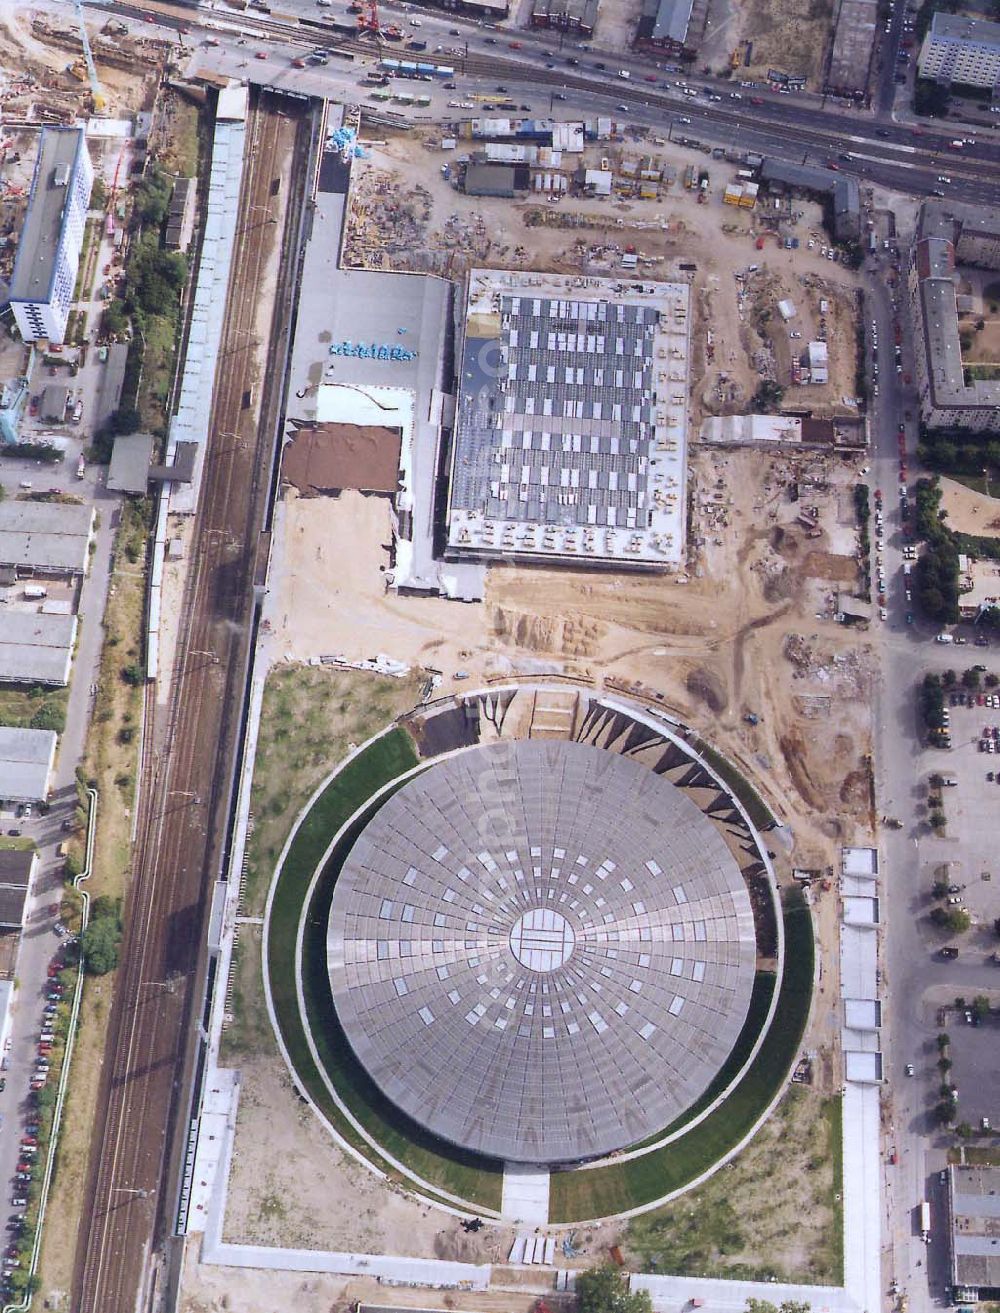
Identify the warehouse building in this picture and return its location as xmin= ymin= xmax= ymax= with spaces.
xmin=918 ymin=13 xmax=1000 ymax=89
xmin=0 ymin=501 xmax=95 ymax=577
xmin=0 ymin=612 xmax=78 ymax=686
xmin=446 ymin=269 xmax=691 ymax=569
xmin=759 ymin=160 xmax=861 ymax=242
xmin=7 ymin=127 xmax=93 ymax=344
xmin=530 ymin=0 xmax=600 ymax=34
xmin=948 ymin=1165 xmax=1000 ymax=1301
xmin=0 ymin=850 xmax=34 ymax=932
xmin=635 ymin=0 xmax=695 ymax=51
xmin=825 ymin=0 xmax=878 ymax=96
xmin=0 ymin=727 xmax=57 ymax=803
xmin=909 ymin=202 xmax=1000 ymax=431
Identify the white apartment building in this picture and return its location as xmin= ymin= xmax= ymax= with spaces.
xmin=8 ymin=127 xmax=93 ymax=344
xmin=918 ymin=12 xmax=1000 ymax=89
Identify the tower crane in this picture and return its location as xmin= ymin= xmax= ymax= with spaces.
xmin=73 ymin=0 xmax=106 ymax=112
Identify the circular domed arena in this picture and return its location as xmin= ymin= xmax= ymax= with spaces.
xmin=325 ymin=738 xmax=757 ymax=1165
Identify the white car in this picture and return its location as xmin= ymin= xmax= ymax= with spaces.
xmin=905 ymin=1063 xmax=915 ymax=1076
xmin=880 ymin=607 xmax=888 ymax=621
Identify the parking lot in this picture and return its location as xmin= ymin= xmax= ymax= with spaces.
xmin=946 ymin=1012 xmax=1000 ymax=1131
xmin=927 ymin=685 xmax=1000 ymax=937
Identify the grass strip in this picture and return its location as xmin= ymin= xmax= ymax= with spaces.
xmin=549 ymin=890 xmax=813 ymax=1222
xmin=688 ymin=736 xmax=777 ymax=832
xmin=266 ymin=729 xmax=503 ymax=1211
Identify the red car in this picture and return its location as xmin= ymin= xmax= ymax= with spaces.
xmin=19 ymin=1139 xmax=36 ymax=1149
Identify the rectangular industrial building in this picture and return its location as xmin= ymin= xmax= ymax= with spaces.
xmin=530 ymin=0 xmax=600 ymax=33
xmin=918 ymin=13 xmax=1000 ymax=89
xmin=948 ymin=1165 xmax=1000 ymax=1299
xmin=0 ymin=500 xmax=95 ymax=575
xmin=0 ymin=727 xmax=57 ymax=802
xmin=0 ymin=849 xmax=34 ymax=931
xmin=0 ymin=612 xmax=78 ymax=686
xmin=446 ymin=269 xmax=691 ymax=570
xmin=826 ymin=0 xmax=878 ymax=96
xmin=635 ymin=0 xmax=695 ymax=50
xmin=8 ymin=127 xmax=93 ymax=344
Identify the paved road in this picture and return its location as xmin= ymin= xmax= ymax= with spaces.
xmin=0 ymin=455 xmax=118 ymax=1267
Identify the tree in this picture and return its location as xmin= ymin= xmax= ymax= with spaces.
xmin=914 ymin=79 xmax=950 ymax=118
xmin=932 ymin=880 xmax=950 ymax=900
xmin=972 ymin=995 xmax=991 ymax=1022
xmin=576 ymin=1267 xmax=653 ymax=1313
xmin=931 ymin=906 xmax=970 ymax=933
xmin=942 ymin=669 xmax=957 ymax=688
xmin=929 ymin=811 xmax=946 ymax=831
xmin=937 ymin=1032 xmax=950 ymax=1050
xmin=938 ymin=1056 xmax=952 ymax=1073
xmin=109 ymin=406 xmax=142 ymax=436
xmin=81 ymin=916 xmax=121 ymax=975
xmin=993 ymin=916 xmax=1000 ymax=938
xmin=962 ymin=667 xmax=981 ymax=690
xmin=101 ymin=300 xmax=129 ymax=339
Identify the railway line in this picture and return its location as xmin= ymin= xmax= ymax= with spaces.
xmin=71 ymin=88 xmax=314 ymax=1313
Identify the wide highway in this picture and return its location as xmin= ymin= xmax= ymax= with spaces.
xmin=94 ymin=0 xmax=1000 ymax=207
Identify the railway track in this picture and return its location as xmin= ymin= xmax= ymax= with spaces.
xmin=71 ymin=89 xmax=313 ymax=1313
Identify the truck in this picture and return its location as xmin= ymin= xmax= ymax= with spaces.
xmin=76 ymin=453 xmax=86 ymax=478
xmin=683 ymin=164 xmax=696 ymax=189
xmin=23 ymin=585 xmax=48 ymax=601
xmin=918 ymin=1200 xmax=930 ymax=1242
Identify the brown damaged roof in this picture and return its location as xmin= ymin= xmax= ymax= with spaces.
xmin=282 ymin=422 xmax=401 ymax=496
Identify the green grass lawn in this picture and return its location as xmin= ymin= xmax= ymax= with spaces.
xmin=549 ymin=890 xmax=814 ymax=1222
xmin=0 ymin=685 xmax=68 ymax=734
xmin=266 ymin=728 xmax=504 ymax=1211
xmin=688 ymin=737 xmax=777 ymax=832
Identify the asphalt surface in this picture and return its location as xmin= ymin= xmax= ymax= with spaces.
xmin=88 ymin=0 xmax=1000 ymax=208
xmin=70 ymin=91 xmax=314 ymax=1313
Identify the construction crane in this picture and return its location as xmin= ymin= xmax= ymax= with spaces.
xmin=353 ymin=0 xmax=401 ymax=43
xmin=72 ymin=0 xmax=106 ymax=111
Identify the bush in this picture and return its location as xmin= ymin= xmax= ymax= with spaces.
xmin=576 ymin=1267 xmax=653 ymax=1313
xmin=81 ymin=898 xmax=123 ymax=975
xmin=120 ymin=663 xmax=144 ymax=687
xmin=930 ymin=906 xmax=970 ymax=933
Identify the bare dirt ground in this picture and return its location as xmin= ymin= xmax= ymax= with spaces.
xmin=223 ymin=1056 xmax=511 ymax=1258
xmin=706 ymin=0 xmax=835 ymax=84
xmin=939 ymin=475 xmax=1000 ymax=539
xmin=182 ymin=129 xmax=872 ymax=1309
xmin=182 ymin=435 xmax=870 ymax=1306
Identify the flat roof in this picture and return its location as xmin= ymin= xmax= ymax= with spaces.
xmin=328 ymin=739 xmax=756 ymax=1164
xmin=845 ymin=998 xmax=881 ymax=1030
xmin=0 ymin=727 xmax=56 ymax=801
xmin=9 ymin=128 xmax=86 ymax=305
xmin=0 ymin=885 xmax=28 ymax=930
xmin=637 ymin=0 xmax=694 ymax=42
xmin=844 ymin=1050 xmax=883 ymax=1082
xmin=108 ymin=433 xmax=155 ymax=494
xmin=930 ymin=11 xmax=1000 ymax=44
xmin=0 ymin=612 xmax=77 ymax=685
xmin=951 ymin=1165 xmax=1000 ymax=1289
xmin=843 ymin=845 xmax=878 ymax=875
xmin=827 ymin=0 xmax=877 ymax=92
xmin=0 ymin=850 xmax=36 ymax=886
xmin=447 ymin=268 xmax=690 ymax=569
xmin=0 ymin=500 xmax=94 ymax=574
xmin=281 ymin=423 xmax=401 ymax=496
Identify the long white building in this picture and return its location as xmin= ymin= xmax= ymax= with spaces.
xmin=8 ymin=127 xmax=93 ymax=344
xmin=918 ymin=12 xmax=1000 ymax=89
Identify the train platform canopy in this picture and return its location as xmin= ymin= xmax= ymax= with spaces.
xmin=0 ymin=612 xmax=77 ymax=686
xmin=0 ymin=727 xmax=57 ymax=802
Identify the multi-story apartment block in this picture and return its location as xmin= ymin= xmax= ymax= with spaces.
xmin=918 ymin=12 xmax=1000 ymax=89
xmin=908 ymin=201 xmax=1000 ymax=432
xmin=8 ymin=128 xmax=93 ymax=344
